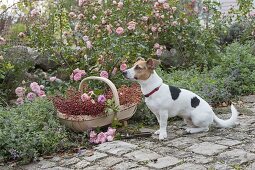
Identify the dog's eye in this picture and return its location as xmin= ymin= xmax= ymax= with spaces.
xmin=135 ymin=65 xmax=143 ymax=70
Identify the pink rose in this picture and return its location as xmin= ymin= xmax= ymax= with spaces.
xmin=74 ymin=72 xmax=82 ymax=81
xmin=82 ymin=36 xmax=89 ymax=42
xmin=100 ymin=71 xmax=109 ymax=78
xmin=106 ymin=135 xmax=114 ymax=142
xmin=154 ymin=43 xmax=160 ymax=49
xmin=16 ymin=97 xmax=24 ymax=105
xmin=127 ymin=21 xmax=136 ymax=31
xmin=97 ymin=95 xmax=106 ymax=104
xmin=156 ymin=49 xmax=163 ymax=56
xmin=31 ymin=9 xmax=39 ymax=17
xmin=30 ymin=82 xmax=41 ymax=94
xmin=86 ymin=41 xmax=93 ymax=49
xmin=38 ymin=90 xmax=46 ymax=98
xmin=106 ymin=127 xmax=116 ymax=136
xmin=151 ymin=26 xmax=157 ymax=32
xmin=116 ymin=27 xmax=124 ymax=35
xmin=90 ymin=130 xmax=97 ymax=138
xmin=163 ymin=3 xmax=170 ymax=9
xmin=49 ymin=76 xmax=57 ymax=82
xmin=27 ymin=92 xmax=36 ymax=101
xmin=120 ymin=63 xmax=127 ymax=72
xmin=81 ymin=93 xmax=90 ymax=102
xmin=92 ymin=15 xmax=97 ymax=20
xmin=117 ymin=1 xmax=123 ymax=8
xmin=15 ymin=87 xmax=25 ymax=97
xmin=97 ymin=132 xmax=107 ymax=144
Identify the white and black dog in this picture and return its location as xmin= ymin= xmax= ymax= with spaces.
xmin=123 ymin=58 xmax=238 ymax=140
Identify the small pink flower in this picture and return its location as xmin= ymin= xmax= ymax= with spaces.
xmin=68 ymin=12 xmax=76 ymax=18
xmin=156 ymin=49 xmax=163 ymax=56
xmin=15 ymin=87 xmax=25 ymax=97
xmin=27 ymin=92 xmax=36 ymax=101
xmin=49 ymin=76 xmax=57 ymax=82
xmin=117 ymin=1 xmax=123 ymax=8
xmin=92 ymin=15 xmax=97 ymax=20
xmin=74 ymin=73 xmax=82 ymax=81
xmin=106 ymin=127 xmax=116 ymax=136
xmin=163 ymin=3 xmax=170 ymax=9
xmin=83 ymin=36 xmax=89 ymax=42
xmin=116 ymin=27 xmax=124 ymax=35
xmin=40 ymin=85 xmax=45 ymax=89
xmin=97 ymin=132 xmax=107 ymax=143
xmin=100 ymin=71 xmax=109 ymax=78
xmin=81 ymin=93 xmax=90 ymax=102
xmin=16 ymin=97 xmax=24 ymax=105
xmin=151 ymin=26 xmax=157 ymax=32
xmin=86 ymin=41 xmax=93 ymax=49
xmin=78 ymin=0 xmax=86 ymax=6
xmin=127 ymin=21 xmax=137 ymax=31
xmin=171 ymin=21 xmax=178 ymax=27
xmin=30 ymin=82 xmax=41 ymax=94
xmin=154 ymin=2 xmax=159 ymax=8
xmin=107 ymin=135 xmax=114 ymax=142
xmin=154 ymin=43 xmax=160 ymax=49
xmin=120 ymin=63 xmax=127 ymax=72
xmin=38 ymin=90 xmax=46 ymax=98
xmin=203 ymin=6 xmax=208 ymax=12
xmin=98 ymin=95 xmax=106 ymax=104
xmin=78 ymin=13 xmax=84 ymax=19
xmin=141 ymin=16 xmax=149 ymax=21
xmin=90 ymin=130 xmax=97 ymax=138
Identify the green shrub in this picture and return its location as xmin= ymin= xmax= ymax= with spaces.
xmin=0 ymin=98 xmax=80 ymax=164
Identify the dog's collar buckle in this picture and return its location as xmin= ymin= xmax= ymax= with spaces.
xmin=144 ymin=85 xmax=161 ymax=98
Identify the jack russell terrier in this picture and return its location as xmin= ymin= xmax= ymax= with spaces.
xmin=123 ymin=58 xmax=238 ymax=140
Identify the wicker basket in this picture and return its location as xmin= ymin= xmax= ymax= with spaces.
xmin=57 ymin=76 xmax=137 ymax=132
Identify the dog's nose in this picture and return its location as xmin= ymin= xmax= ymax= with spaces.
xmin=122 ymin=71 xmax=127 ymax=76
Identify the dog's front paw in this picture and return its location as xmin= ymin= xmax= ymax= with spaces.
xmin=154 ymin=129 xmax=160 ymax=135
xmin=159 ymin=132 xmax=167 ymax=140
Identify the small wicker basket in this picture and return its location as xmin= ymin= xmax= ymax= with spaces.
xmin=57 ymin=76 xmax=137 ymax=132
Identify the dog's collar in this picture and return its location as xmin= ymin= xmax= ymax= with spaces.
xmin=144 ymin=85 xmax=162 ymax=98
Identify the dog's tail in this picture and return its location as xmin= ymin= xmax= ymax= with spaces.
xmin=213 ymin=104 xmax=239 ymax=128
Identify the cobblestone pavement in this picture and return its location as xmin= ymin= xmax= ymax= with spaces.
xmin=1 ymin=95 xmax=255 ymax=170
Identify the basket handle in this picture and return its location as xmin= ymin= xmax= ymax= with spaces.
xmin=78 ymin=76 xmax=120 ymax=108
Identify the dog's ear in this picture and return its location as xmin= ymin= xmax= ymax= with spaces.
xmin=146 ymin=58 xmax=161 ymax=69
xmin=136 ymin=57 xmax=145 ymax=61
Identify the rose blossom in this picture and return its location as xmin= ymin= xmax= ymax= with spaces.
xmin=163 ymin=3 xmax=170 ymax=9
xmin=106 ymin=127 xmax=116 ymax=136
xmin=97 ymin=132 xmax=107 ymax=143
xmin=156 ymin=49 xmax=163 ymax=56
xmin=89 ymin=131 xmax=97 ymax=143
xmin=16 ymin=97 xmax=24 ymax=105
xmin=68 ymin=12 xmax=76 ymax=18
xmin=120 ymin=63 xmax=127 ymax=72
xmin=106 ymin=135 xmax=113 ymax=142
xmin=98 ymin=95 xmax=106 ymax=104
xmin=31 ymin=9 xmax=39 ymax=17
xmin=73 ymin=73 xmax=82 ymax=81
xmin=154 ymin=43 xmax=160 ymax=49
xmin=100 ymin=71 xmax=109 ymax=78
xmin=127 ymin=21 xmax=137 ymax=31
xmin=151 ymin=26 xmax=157 ymax=32
xmin=82 ymin=36 xmax=89 ymax=42
xmin=49 ymin=76 xmax=57 ymax=82
xmin=116 ymin=27 xmax=124 ymax=35
xmin=15 ymin=87 xmax=25 ymax=97
xmin=30 ymin=82 xmax=41 ymax=94
xmin=27 ymin=92 xmax=36 ymax=101
xmin=92 ymin=15 xmax=97 ymax=20
xmin=38 ymin=90 xmax=46 ymax=97
xmin=117 ymin=1 xmax=123 ymax=8
xmin=81 ymin=93 xmax=90 ymax=102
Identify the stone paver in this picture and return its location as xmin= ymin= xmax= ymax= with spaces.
xmin=2 ymin=95 xmax=255 ymax=170
xmin=124 ymin=149 xmax=161 ymax=162
xmin=95 ymin=141 xmax=137 ymax=156
xmin=147 ymin=156 xmax=181 ymax=169
xmin=188 ymin=142 xmax=228 ymax=156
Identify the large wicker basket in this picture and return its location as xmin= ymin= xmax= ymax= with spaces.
xmin=57 ymin=76 xmax=137 ymax=132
